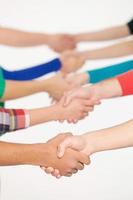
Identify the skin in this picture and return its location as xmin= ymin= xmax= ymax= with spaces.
xmin=0 ymin=27 xmax=76 ymax=52
xmin=0 ymin=133 xmax=90 ymax=177
xmin=61 ymin=40 xmax=133 ymax=70
xmin=45 ymin=119 xmax=133 ymax=177
xmin=28 ymin=98 xmax=95 ymax=126
xmin=1 ymin=73 xmax=72 ymax=101
xmin=65 ymin=72 xmax=89 ymax=87
xmin=61 ymin=77 xmax=123 ymax=106
xmin=74 ymin=24 xmax=130 ymax=42
xmin=57 ymin=120 xmax=133 ymax=174
xmin=79 ymin=40 xmax=133 ymax=60
xmin=44 ymin=77 xmax=124 ymax=177
xmin=60 ymin=51 xmax=86 ymax=74
xmin=59 ymin=23 xmax=133 ymax=70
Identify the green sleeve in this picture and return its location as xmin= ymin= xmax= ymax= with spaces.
xmin=0 ymin=67 xmax=5 ymax=107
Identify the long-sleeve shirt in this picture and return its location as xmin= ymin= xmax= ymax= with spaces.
xmin=117 ymin=70 xmax=133 ymax=96
xmin=0 ymin=109 xmax=30 ymax=136
xmin=0 ymin=68 xmax=5 ymax=107
xmin=86 ymin=60 xmax=133 ymax=83
xmin=127 ymin=18 xmax=133 ymax=34
xmin=1 ymin=58 xmax=61 ymax=81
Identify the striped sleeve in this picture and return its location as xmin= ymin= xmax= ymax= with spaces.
xmin=0 ymin=109 xmax=30 ymax=136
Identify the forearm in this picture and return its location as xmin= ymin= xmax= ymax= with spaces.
xmin=82 ymin=120 xmax=133 ymax=155
xmin=0 ymin=27 xmax=51 ymax=47
xmin=89 ymin=77 xmax=122 ymax=100
xmin=80 ymin=40 xmax=133 ymax=60
xmin=0 ymin=141 xmax=48 ymax=166
xmin=1 ymin=79 xmax=49 ymax=101
xmin=29 ymin=104 xmax=61 ymax=126
xmin=75 ymin=24 xmax=130 ymax=42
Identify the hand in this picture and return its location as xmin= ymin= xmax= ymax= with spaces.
xmin=57 ymin=134 xmax=92 ymax=158
xmin=42 ymin=133 xmax=91 ymax=178
xmin=62 ymin=86 xmax=101 ymax=106
xmin=45 ymin=73 xmax=73 ymax=101
xmin=48 ymin=34 xmax=76 ymax=52
xmin=41 ymin=133 xmax=90 ymax=177
xmin=60 ymin=50 xmax=86 ymax=74
xmin=56 ymin=97 xmax=95 ymax=123
xmin=65 ymin=72 xmax=89 ymax=87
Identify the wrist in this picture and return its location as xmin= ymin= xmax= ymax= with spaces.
xmin=39 ymin=78 xmax=53 ymax=93
xmin=41 ymin=34 xmax=52 ymax=45
xmin=74 ymin=34 xmax=84 ymax=43
xmin=79 ymin=51 xmax=89 ymax=61
xmin=81 ymin=132 xmax=101 ymax=155
xmin=53 ymin=103 xmax=66 ymax=121
xmin=46 ymin=104 xmax=63 ymax=121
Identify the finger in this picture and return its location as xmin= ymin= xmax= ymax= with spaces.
xmin=82 ymin=99 xmax=95 ymax=106
xmin=63 ymin=94 xmax=75 ymax=106
xmin=82 ymin=106 xmax=94 ymax=113
xmin=59 ymin=119 xmax=64 ymax=123
xmin=68 ymin=118 xmax=78 ymax=124
xmin=72 ymin=119 xmax=78 ymax=124
xmin=72 ymin=169 xmax=78 ymax=174
xmin=45 ymin=167 xmax=54 ymax=174
xmin=76 ymin=162 xmax=84 ymax=170
xmin=67 ymin=119 xmax=73 ymax=123
xmin=51 ymin=169 xmax=60 ymax=177
xmin=56 ymin=175 xmax=62 ymax=179
xmin=66 ymin=172 xmax=72 ymax=177
xmin=78 ymin=154 xmax=91 ymax=165
xmin=59 ymin=95 xmax=66 ymax=106
xmin=57 ymin=137 xmax=73 ymax=158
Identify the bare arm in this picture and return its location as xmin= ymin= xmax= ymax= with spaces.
xmin=1 ymin=80 xmax=45 ymax=101
xmin=0 ymin=134 xmax=89 ymax=177
xmin=80 ymin=40 xmax=133 ymax=60
xmin=0 ymin=27 xmax=50 ymax=47
xmin=82 ymin=120 xmax=133 ymax=155
xmin=0 ymin=27 xmax=75 ymax=52
xmin=57 ymin=120 xmax=133 ymax=157
xmin=1 ymin=73 xmax=71 ymax=101
xmin=75 ymin=24 xmax=130 ymax=42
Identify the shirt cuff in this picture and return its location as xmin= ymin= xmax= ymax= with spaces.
xmin=0 ymin=67 xmax=6 ymax=99
xmin=0 ymin=109 xmax=30 ymax=135
xmin=127 ymin=19 xmax=133 ymax=34
xmin=117 ymin=70 xmax=133 ymax=96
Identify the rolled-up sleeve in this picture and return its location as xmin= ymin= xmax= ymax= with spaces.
xmin=0 ymin=109 xmax=30 ymax=136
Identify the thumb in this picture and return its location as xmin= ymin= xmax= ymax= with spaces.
xmin=63 ymin=94 xmax=74 ymax=106
xmin=57 ymin=138 xmax=72 ymax=158
xmin=59 ymin=95 xmax=66 ymax=106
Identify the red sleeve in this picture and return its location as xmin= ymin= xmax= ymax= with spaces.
xmin=117 ymin=70 xmax=133 ymax=96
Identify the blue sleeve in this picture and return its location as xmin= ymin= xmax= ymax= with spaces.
xmin=2 ymin=58 xmax=61 ymax=81
xmin=87 ymin=60 xmax=133 ymax=83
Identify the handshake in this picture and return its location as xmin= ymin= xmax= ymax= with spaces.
xmin=37 ymin=133 xmax=91 ymax=178
xmin=49 ymin=83 xmax=101 ymax=124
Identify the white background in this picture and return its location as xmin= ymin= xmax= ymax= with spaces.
xmin=0 ymin=0 xmax=133 ymax=199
